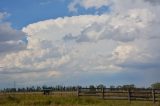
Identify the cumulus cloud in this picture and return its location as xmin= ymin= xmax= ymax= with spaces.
xmin=116 ymin=39 xmax=160 ymax=70
xmin=0 ymin=23 xmax=25 ymax=42
xmin=0 ymin=40 xmax=26 ymax=53
xmin=0 ymin=36 xmax=71 ymax=80
xmin=67 ymin=8 xmax=155 ymax=43
xmin=0 ymin=12 xmax=9 ymax=21
xmin=23 ymin=0 xmax=159 ymax=84
xmin=1 ymin=0 xmax=160 ymax=87
xmin=68 ymin=0 xmax=111 ymax=12
xmin=0 ymin=12 xmax=27 ymax=54
xmin=23 ymin=7 xmax=155 ymax=43
xmin=145 ymin=0 xmax=160 ymax=5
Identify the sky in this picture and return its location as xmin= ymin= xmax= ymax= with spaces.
xmin=0 ymin=0 xmax=160 ymax=88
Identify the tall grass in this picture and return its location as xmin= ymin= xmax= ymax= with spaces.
xmin=0 ymin=93 xmax=160 ymax=106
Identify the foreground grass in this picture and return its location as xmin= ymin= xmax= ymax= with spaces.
xmin=0 ymin=93 xmax=160 ymax=106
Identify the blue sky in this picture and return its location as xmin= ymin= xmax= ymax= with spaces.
xmin=0 ymin=0 xmax=160 ymax=88
xmin=0 ymin=0 xmax=109 ymax=29
xmin=0 ymin=0 xmax=72 ymax=29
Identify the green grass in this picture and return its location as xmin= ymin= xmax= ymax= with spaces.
xmin=0 ymin=93 xmax=160 ymax=106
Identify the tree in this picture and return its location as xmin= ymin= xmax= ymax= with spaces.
xmin=89 ymin=85 xmax=95 ymax=89
xmin=117 ymin=85 xmax=122 ymax=89
xmin=110 ymin=85 xmax=115 ymax=89
xmin=151 ymin=82 xmax=160 ymax=89
xmin=89 ymin=85 xmax=96 ymax=92
xmin=97 ymin=84 xmax=106 ymax=89
xmin=121 ymin=84 xmax=135 ymax=90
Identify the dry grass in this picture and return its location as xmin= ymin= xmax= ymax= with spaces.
xmin=0 ymin=92 xmax=160 ymax=106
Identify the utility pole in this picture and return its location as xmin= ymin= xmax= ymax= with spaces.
xmin=13 ymin=80 xmax=16 ymax=97
xmin=14 ymin=80 xmax=16 ymax=91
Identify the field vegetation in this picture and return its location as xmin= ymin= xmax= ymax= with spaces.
xmin=0 ymin=92 xmax=160 ymax=106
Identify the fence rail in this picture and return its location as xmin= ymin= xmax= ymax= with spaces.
xmin=77 ymin=88 xmax=160 ymax=103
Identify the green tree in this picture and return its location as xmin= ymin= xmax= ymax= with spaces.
xmin=122 ymin=84 xmax=135 ymax=90
xmin=89 ymin=85 xmax=96 ymax=92
xmin=97 ymin=84 xmax=106 ymax=89
xmin=110 ymin=85 xmax=115 ymax=89
xmin=151 ymin=82 xmax=160 ymax=89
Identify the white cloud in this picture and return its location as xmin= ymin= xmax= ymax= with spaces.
xmin=1 ymin=38 xmax=71 ymax=70
xmin=68 ymin=0 xmax=111 ymax=12
xmin=0 ymin=12 xmax=27 ymax=54
xmin=145 ymin=0 xmax=160 ymax=5
xmin=1 ymin=0 xmax=160 ymax=87
xmin=81 ymin=0 xmax=110 ymax=9
xmin=0 ymin=12 xmax=9 ymax=21
xmin=21 ymin=0 xmax=160 ymax=75
xmin=22 ymin=15 xmax=108 ymax=42
xmin=77 ymin=8 xmax=155 ymax=42
xmin=23 ymin=7 xmax=155 ymax=43
xmin=112 ymin=44 xmax=138 ymax=62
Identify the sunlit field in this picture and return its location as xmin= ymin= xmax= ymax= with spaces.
xmin=0 ymin=92 xmax=160 ymax=106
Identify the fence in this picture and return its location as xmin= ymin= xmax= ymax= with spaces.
xmin=77 ymin=88 xmax=160 ymax=103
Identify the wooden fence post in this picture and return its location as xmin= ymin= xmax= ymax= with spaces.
xmin=102 ymin=87 xmax=104 ymax=99
xmin=152 ymin=89 xmax=155 ymax=103
xmin=128 ymin=89 xmax=131 ymax=102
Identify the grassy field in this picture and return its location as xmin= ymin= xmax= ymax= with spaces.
xmin=0 ymin=92 xmax=160 ymax=106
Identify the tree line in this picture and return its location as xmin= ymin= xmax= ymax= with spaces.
xmin=1 ymin=82 xmax=160 ymax=92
